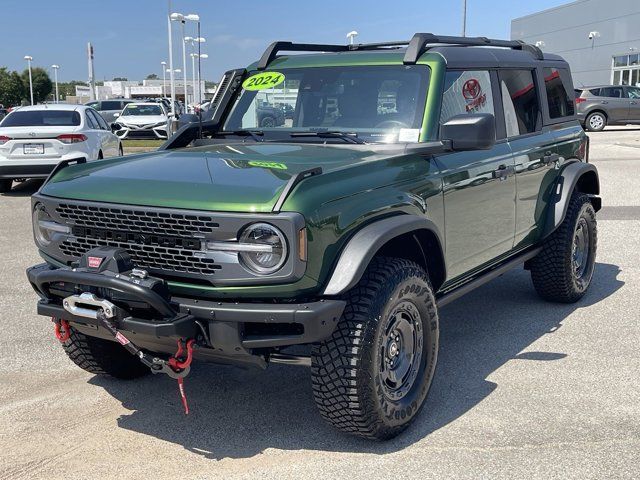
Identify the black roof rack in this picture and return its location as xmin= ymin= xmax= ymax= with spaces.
xmin=256 ymin=33 xmax=543 ymax=70
xmin=402 ymin=33 xmax=543 ymax=63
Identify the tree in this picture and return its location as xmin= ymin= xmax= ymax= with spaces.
xmin=21 ymin=67 xmax=52 ymax=103
xmin=146 ymin=73 xmax=159 ymax=80
xmin=0 ymin=68 xmax=25 ymax=106
xmin=112 ymin=77 xmax=128 ymax=81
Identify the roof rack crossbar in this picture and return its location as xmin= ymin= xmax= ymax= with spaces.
xmin=256 ymin=34 xmax=544 ymax=71
xmin=403 ymin=33 xmax=543 ymax=64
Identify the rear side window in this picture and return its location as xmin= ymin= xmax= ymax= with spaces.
xmin=499 ymin=70 xmax=541 ymax=137
xmin=439 ymin=70 xmax=495 ymax=125
xmin=543 ymin=68 xmax=575 ymax=119
xmin=1 ymin=110 xmax=81 ymax=127
xmin=85 ymin=111 xmax=99 ymax=129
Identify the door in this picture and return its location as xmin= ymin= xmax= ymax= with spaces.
xmin=89 ymin=109 xmax=118 ymax=157
xmin=503 ymin=68 xmax=559 ymax=248
xmin=436 ymin=70 xmax=516 ymax=279
xmin=597 ymin=86 xmax=629 ymax=123
xmin=625 ymin=86 xmax=640 ymax=122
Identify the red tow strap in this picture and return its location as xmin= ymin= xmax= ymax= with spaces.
xmin=168 ymin=339 xmax=196 ymax=415
xmin=53 ymin=318 xmax=71 ymax=342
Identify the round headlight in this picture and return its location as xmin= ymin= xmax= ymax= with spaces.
xmin=238 ymin=223 xmax=288 ymax=275
xmin=32 ymin=203 xmax=52 ymax=247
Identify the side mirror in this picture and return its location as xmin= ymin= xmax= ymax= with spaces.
xmin=110 ymin=123 xmax=121 ymax=132
xmin=441 ymin=113 xmax=496 ymax=151
xmin=178 ymin=113 xmax=200 ymax=128
xmin=113 ymin=112 xmax=120 ymax=118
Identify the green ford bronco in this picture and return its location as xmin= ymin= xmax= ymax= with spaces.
xmin=27 ymin=33 xmax=600 ymax=439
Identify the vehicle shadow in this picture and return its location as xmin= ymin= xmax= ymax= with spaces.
xmin=1 ymin=179 xmax=43 ymax=197
xmin=91 ymin=262 xmax=623 ymax=459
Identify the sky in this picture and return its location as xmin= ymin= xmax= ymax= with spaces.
xmin=0 ymin=0 xmax=573 ymax=83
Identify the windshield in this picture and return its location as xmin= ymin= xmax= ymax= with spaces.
xmin=122 ymin=104 xmax=164 ymax=116
xmin=1 ymin=110 xmax=81 ymax=127
xmin=223 ymin=65 xmax=429 ymax=143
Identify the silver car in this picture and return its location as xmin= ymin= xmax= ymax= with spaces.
xmin=85 ymin=99 xmax=136 ymax=125
xmin=575 ymin=85 xmax=640 ymax=131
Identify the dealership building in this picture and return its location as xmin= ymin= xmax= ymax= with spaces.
xmin=511 ymin=0 xmax=640 ymax=87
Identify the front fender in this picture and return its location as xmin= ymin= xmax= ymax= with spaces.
xmin=543 ymin=161 xmax=600 ymax=238
xmin=322 ymin=215 xmax=444 ymax=296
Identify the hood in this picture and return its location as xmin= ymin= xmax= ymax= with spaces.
xmin=118 ymin=114 xmax=167 ymax=125
xmin=40 ymin=143 xmax=383 ymax=212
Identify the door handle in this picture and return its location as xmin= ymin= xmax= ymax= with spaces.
xmin=600 ymin=101 xmax=609 ymax=104
xmin=542 ymin=153 xmax=560 ymax=165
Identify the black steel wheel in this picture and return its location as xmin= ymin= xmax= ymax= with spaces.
xmin=311 ymin=257 xmax=439 ymax=440
xmin=530 ymin=192 xmax=597 ymax=302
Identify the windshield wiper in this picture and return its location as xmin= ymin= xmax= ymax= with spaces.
xmin=289 ymin=131 xmax=366 ymax=144
xmin=217 ymin=130 xmax=265 ymax=142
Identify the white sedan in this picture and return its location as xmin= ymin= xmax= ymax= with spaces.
xmin=0 ymin=104 xmax=122 ymax=193
xmin=113 ymin=102 xmax=169 ymax=140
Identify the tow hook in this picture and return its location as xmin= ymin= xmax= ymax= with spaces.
xmin=95 ymin=310 xmax=196 ymax=414
xmin=53 ymin=318 xmax=71 ymax=343
xmin=59 ymin=292 xmax=197 ymax=414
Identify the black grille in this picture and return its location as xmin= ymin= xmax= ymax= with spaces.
xmin=56 ymin=203 xmax=219 ymax=238
xmin=59 ymin=236 xmax=220 ymax=275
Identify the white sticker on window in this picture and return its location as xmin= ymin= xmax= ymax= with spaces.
xmin=398 ymin=128 xmax=420 ymax=143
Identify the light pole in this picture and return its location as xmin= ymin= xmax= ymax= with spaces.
xmin=186 ymin=36 xmax=205 ymax=106
xmin=166 ymin=68 xmax=181 ymax=107
xmin=171 ymin=12 xmax=199 ymax=111
xmin=347 ymin=31 xmax=358 ymax=46
xmin=190 ymin=53 xmax=197 ymax=107
xmin=462 ymin=0 xmax=467 ymax=37
xmin=166 ymin=0 xmax=176 ymax=119
xmin=51 ymin=64 xmax=60 ymax=104
xmin=161 ymin=61 xmax=167 ymax=97
xmin=196 ymin=54 xmax=208 ymax=105
xmin=24 ymin=55 xmax=34 ymax=105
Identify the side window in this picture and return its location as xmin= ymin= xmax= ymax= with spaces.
xmin=439 ymin=70 xmax=495 ymax=126
xmin=85 ymin=111 xmax=98 ymax=129
xmin=499 ymin=70 xmax=541 ymax=137
xmin=600 ymin=87 xmax=625 ymax=98
xmin=627 ymin=87 xmax=640 ymax=99
xmin=89 ymin=109 xmax=107 ymax=130
xmin=86 ymin=101 xmax=99 ymax=110
xmin=543 ymin=67 xmax=575 ymax=119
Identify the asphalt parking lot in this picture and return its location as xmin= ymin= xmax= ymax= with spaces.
xmin=0 ymin=129 xmax=638 ymax=479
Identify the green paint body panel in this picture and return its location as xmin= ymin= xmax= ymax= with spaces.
xmin=36 ymin=49 xmax=590 ymax=300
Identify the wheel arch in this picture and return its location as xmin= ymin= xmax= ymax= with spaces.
xmin=543 ymin=161 xmax=601 ymax=239
xmin=322 ymin=215 xmax=446 ymax=296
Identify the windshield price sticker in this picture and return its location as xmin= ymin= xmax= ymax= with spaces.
xmin=242 ymin=72 xmax=285 ymax=91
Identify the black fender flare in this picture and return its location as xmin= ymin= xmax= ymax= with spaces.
xmin=543 ymin=161 xmax=601 ymax=238
xmin=322 ymin=215 xmax=445 ymax=296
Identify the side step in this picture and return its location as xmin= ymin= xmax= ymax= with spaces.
xmin=436 ymin=247 xmax=542 ymax=308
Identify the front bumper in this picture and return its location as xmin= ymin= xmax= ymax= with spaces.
xmin=27 ymin=263 xmax=344 ymax=366
xmin=115 ymin=124 xmax=168 ymax=140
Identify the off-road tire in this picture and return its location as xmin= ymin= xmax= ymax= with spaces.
xmin=260 ymin=116 xmax=275 ymax=128
xmin=62 ymin=326 xmax=150 ymax=379
xmin=0 ymin=179 xmax=12 ymax=193
xmin=311 ymin=257 xmax=439 ymax=440
xmin=530 ymin=192 xmax=597 ymax=303
xmin=585 ymin=111 xmax=606 ymax=132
